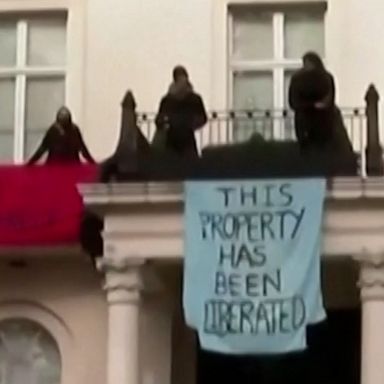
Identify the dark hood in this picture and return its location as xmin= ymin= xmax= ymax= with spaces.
xmin=167 ymin=81 xmax=194 ymax=100
xmin=56 ymin=107 xmax=73 ymax=129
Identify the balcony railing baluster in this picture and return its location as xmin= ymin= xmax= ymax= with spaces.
xmin=137 ymin=108 xmax=368 ymax=175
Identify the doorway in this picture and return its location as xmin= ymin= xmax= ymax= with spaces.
xmin=197 ymin=258 xmax=361 ymax=384
xmin=197 ymin=309 xmax=360 ymax=384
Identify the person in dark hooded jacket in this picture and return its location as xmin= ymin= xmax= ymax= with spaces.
xmin=28 ymin=106 xmax=95 ymax=165
xmin=155 ymin=66 xmax=207 ymax=158
xmin=289 ymin=52 xmax=336 ymax=150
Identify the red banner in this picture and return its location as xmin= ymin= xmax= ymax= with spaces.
xmin=0 ymin=165 xmax=98 ymax=246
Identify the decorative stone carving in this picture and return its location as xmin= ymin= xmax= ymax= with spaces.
xmin=354 ymin=249 xmax=384 ymax=301
xmin=97 ymin=257 xmax=164 ymax=304
xmin=97 ymin=257 xmax=146 ymax=305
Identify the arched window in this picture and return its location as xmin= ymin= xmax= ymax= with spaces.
xmin=0 ymin=318 xmax=61 ymax=384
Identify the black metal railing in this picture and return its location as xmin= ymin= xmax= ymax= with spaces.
xmin=137 ymin=107 xmax=367 ymax=173
xmin=138 ymin=108 xmax=366 ymax=145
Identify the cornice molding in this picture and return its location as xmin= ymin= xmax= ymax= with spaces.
xmin=0 ymin=0 xmax=68 ymax=12
xmin=328 ymin=178 xmax=384 ymax=199
xmin=79 ymin=182 xmax=184 ymax=207
xmin=79 ymin=180 xmax=384 ymax=261
xmin=79 ymin=178 xmax=384 ymax=208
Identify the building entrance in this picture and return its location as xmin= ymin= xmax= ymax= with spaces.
xmin=197 ymin=309 xmax=360 ymax=384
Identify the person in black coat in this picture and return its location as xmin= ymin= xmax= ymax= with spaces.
xmin=289 ymin=52 xmax=336 ymax=150
xmin=28 ymin=107 xmax=95 ymax=165
xmin=155 ymin=66 xmax=207 ymax=158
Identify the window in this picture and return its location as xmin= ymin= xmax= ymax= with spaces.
xmin=0 ymin=15 xmax=66 ymax=163
xmin=229 ymin=4 xmax=325 ymax=140
xmin=0 ymin=318 xmax=61 ymax=384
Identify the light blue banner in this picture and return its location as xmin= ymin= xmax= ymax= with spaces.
xmin=183 ymin=179 xmax=326 ymax=355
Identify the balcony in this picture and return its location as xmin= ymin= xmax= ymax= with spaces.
xmin=77 ymin=87 xmax=384 ymax=384
xmin=0 ymin=87 xmax=381 ymax=384
xmin=138 ymin=107 xmax=366 ymax=154
xmin=79 ymin=178 xmax=379 ymax=384
xmin=0 ymin=86 xmax=380 ymax=255
xmin=119 ymin=85 xmax=380 ymax=181
xmin=79 ymin=85 xmax=384 ymax=301
xmin=80 ymin=177 xmax=384 ymax=259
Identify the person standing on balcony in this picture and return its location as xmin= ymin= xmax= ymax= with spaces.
xmin=27 ymin=107 xmax=95 ymax=165
xmin=289 ymin=52 xmax=336 ymax=150
xmin=154 ymin=66 xmax=207 ymax=158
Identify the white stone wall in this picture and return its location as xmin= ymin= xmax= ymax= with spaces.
xmin=0 ymin=257 xmax=108 ymax=384
xmin=2 ymin=0 xmax=384 ymax=158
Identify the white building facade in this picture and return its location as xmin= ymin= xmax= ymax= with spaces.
xmin=1 ymin=1 xmax=384 ymax=384
xmin=0 ymin=0 xmax=384 ymax=161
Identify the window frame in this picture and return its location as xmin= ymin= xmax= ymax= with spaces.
xmin=228 ymin=4 xmax=326 ymax=138
xmin=0 ymin=15 xmax=67 ymax=163
xmin=0 ymin=317 xmax=62 ymax=383
xmin=0 ymin=302 xmax=74 ymax=384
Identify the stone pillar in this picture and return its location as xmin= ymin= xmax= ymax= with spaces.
xmin=98 ymin=257 xmax=144 ymax=384
xmin=356 ymin=252 xmax=384 ymax=384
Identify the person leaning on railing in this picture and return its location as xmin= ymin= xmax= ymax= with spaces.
xmin=154 ymin=65 xmax=207 ymax=159
xmin=288 ymin=52 xmax=336 ymax=151
xmin=27 ymin=107 xmax=95 ymax=165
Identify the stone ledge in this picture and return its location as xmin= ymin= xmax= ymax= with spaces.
xmin=80 ymin=178 xmax=384 ymax=208
xmin=80 ymin=178 xmax=384 ymax=260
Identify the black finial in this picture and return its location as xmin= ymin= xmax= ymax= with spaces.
xmin=100 ymin=90 xmax=144 ymax=182
xmin=121 ymin=90 xmax=137 ymax=110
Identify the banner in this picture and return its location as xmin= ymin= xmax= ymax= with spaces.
xmin=0 ymin=165 xmax=98 ymax=246
xmin=183 ymin=179 xmax=326 ymax=355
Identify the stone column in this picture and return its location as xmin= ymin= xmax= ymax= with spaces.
xmin=356 ymin=251 xmax=384 ymax=384
xmin=98 ymin=257 xmax=145 ymax=384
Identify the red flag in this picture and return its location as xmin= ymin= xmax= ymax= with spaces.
xmin=0 ymin=165 xmax=98 ymax=246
